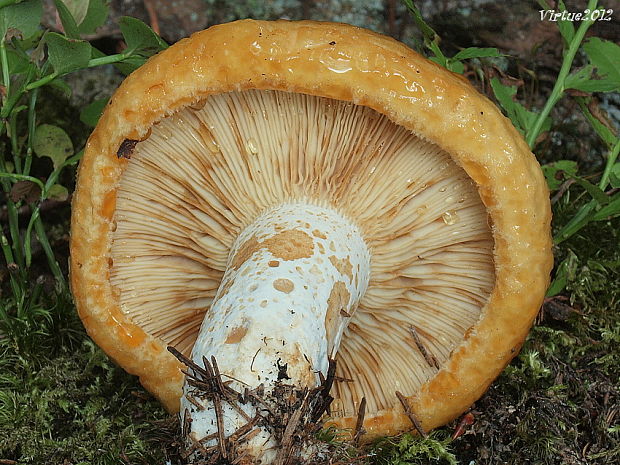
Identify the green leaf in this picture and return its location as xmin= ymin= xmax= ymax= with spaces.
xmin=402 ymin=0 xmax=449 ymax=64
xmin=3 ymin=74 xmax=27 ymax=108
xmin=426 ymin=40 xmax=446 ymax=65
xmin=554 ymin=200 xmax=598 ymax=244
xmin=12 ymin=27 xmax=43 ymax=50
xmin=608 ymin=163 xmax=620 ymax=189
xmin=546 ymin=251 xmax=578 ymax=297
xmin=115 ymin=55 xmax=147 ymax=75
xmin=523 ymin=108 xmax=551 ymax=138
xmin=583 ymin=38 xmax=620 ymax=91
xmin=556 ymin=0 xmax=575 ymax=45
xmin=402 ymin=0 xmax=437 ymax=43
xmin=47 ymin=184 xmax=69 ymax=201
xmin=45 ymin=32 xmax=91 ymax=74
xmin=571 ymin=79 xmax=620 ymax=93
xmin=566 ymin=62 xmax=620 ymax=92
xmin=592 ymin=192 xmax=620 ymax=221
xmin=542 ymin=160 xmax=578 ymax=190
xmin=569 ymin=174 xmax=610 ymax=206
xmin=27 ymin=30 xmax=47 ymax=64
xmin=576 ymin=97 xmax=617 ymax=148
xmin=89 ymin=44 xmax=139 ymax=76
xmin=452 ymin=47 xmax=502 ymax=61
xmin=6 ymin=48 xmax=32 ymax=75
xmin=446 ymin=59 xmax=464 ymax=74
xmin=79 ymin=97 xmax=108 ymax=127
xmin=0 ymin=0 xmax=42 ymax=41
xmin=490 ymin=78 xmax=551 ymax=136
xmin=77 ymin=0 xmax=108 ymax=35
xmin=565 ymin=65 xmax=594 ymax=90
xmin=119 ymin=16 xmax=167 ymax=57
xmin=53 ymin=0 xmax=80 ymax=39
xmin=447 ymin=51 xmax=500 ymax=74
xmin=53 ymin=0 xmax=108 ymax=38
xmin=61 ymin=0 xmax=89 ymax=26
xmin=32 ymin=124 xmax=73 ymax=170
xmin=490 ymin=77 xmax=517 ymax=109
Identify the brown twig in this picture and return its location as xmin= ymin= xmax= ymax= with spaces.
xmin=387 ymin=0 xmax=397 ymax=38
xmin=551 ymin=178 xmax=576 ymax=204
xmin=239 ymin=427 xmax=261 ymax=444
xmin=353 ymin=397 xmax=367 ymax=445
xmin=185 ymin=375 xmax=213 ymax=392
xmin=250 ymin=348 xmax=261 ymax=372
xmin=225 ymin=394 xmax=254 ymax=422
xmin=182 ymin=407 xmax=192 ymax=436
xmin=409 ymin=325 xmax=440 ymax=369
xmin=143 ymin=0 xmax=160 ymax=35
xmin=169 ymin=345 xmax=340 ymax=463
xmin=275 ymin=390 xmax=310 ymax=465
xmin=209 ymin=356 xmax=246 ymax=402
xmin=185 ymin=394 xmax=205 ymax=411
xmin=245 ymin=386 xmax=277 ymax=418
xmin=229 ymin=414 xmax=261 ymax=442
xmin=201 ymin=356 xmax=228 ymax=460
xmin=311 ymin=358 xmax=337 ymax=421
xmin=169 ymin=346 xmax=245 ymax=398
xmin=169 ymin=346 xmax=240 ymax=461
xmin=230 ymin=452 xmax=251 ymax=465
xmin=198 ymin=432 xmax=219 ymax=444
xmin=168 ymin=346 xmax=212 ymax=382
xmin=182 ymin=432 xmax=213 ymax=459
xmin=210 ymin=356 xmax=226 ymax=392
xmin=395 ymin=391 xmax=427 ymax=437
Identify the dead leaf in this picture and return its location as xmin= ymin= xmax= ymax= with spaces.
xmin=10 ymin=180 xmax=41 ymax=203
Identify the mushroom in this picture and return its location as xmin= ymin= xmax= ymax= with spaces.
xmin=70 ymin=20 xmax=553 ymax=463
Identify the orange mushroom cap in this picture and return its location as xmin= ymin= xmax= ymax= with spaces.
xmin=70 ymin=19 xmax=553 ymax=439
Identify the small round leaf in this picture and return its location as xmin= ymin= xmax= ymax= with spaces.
xmin=80 ymin=97 xmax=109 ymax=127
xmin=33 ymin=124 xmax=74 ymax=170
xmin=47 ymin=184 xmax=70 ymax=201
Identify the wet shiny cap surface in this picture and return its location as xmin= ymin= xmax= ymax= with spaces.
xmin=70 ymin=20 xmax=552 ymax=438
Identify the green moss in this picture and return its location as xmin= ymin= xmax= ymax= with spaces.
xmin=0 ymin=307 xmax=180 ymax=464
xmin=370 ymin=432 xmax=457 ymax=465
xmin=449 ymin=193 xmax=619 ymax=464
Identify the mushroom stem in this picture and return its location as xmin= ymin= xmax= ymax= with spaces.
xmin=180 ymin=201 xmax=370 ymax=462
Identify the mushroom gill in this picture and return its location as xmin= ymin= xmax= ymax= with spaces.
xmin=109 ymin=89 xmax=494 ymax=420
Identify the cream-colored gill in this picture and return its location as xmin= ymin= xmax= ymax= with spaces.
xmin=181 ymin=202 xmax=370 ymax=460
xmin=110 ymin=88 xmax=494 ymax=422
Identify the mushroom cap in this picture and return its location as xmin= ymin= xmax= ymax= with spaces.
xmin=70 ymin=20 xmax=552 ymax=437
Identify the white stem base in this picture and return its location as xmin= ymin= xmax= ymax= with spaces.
xmin=180 ymin=201 xmax=370 ymax=462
